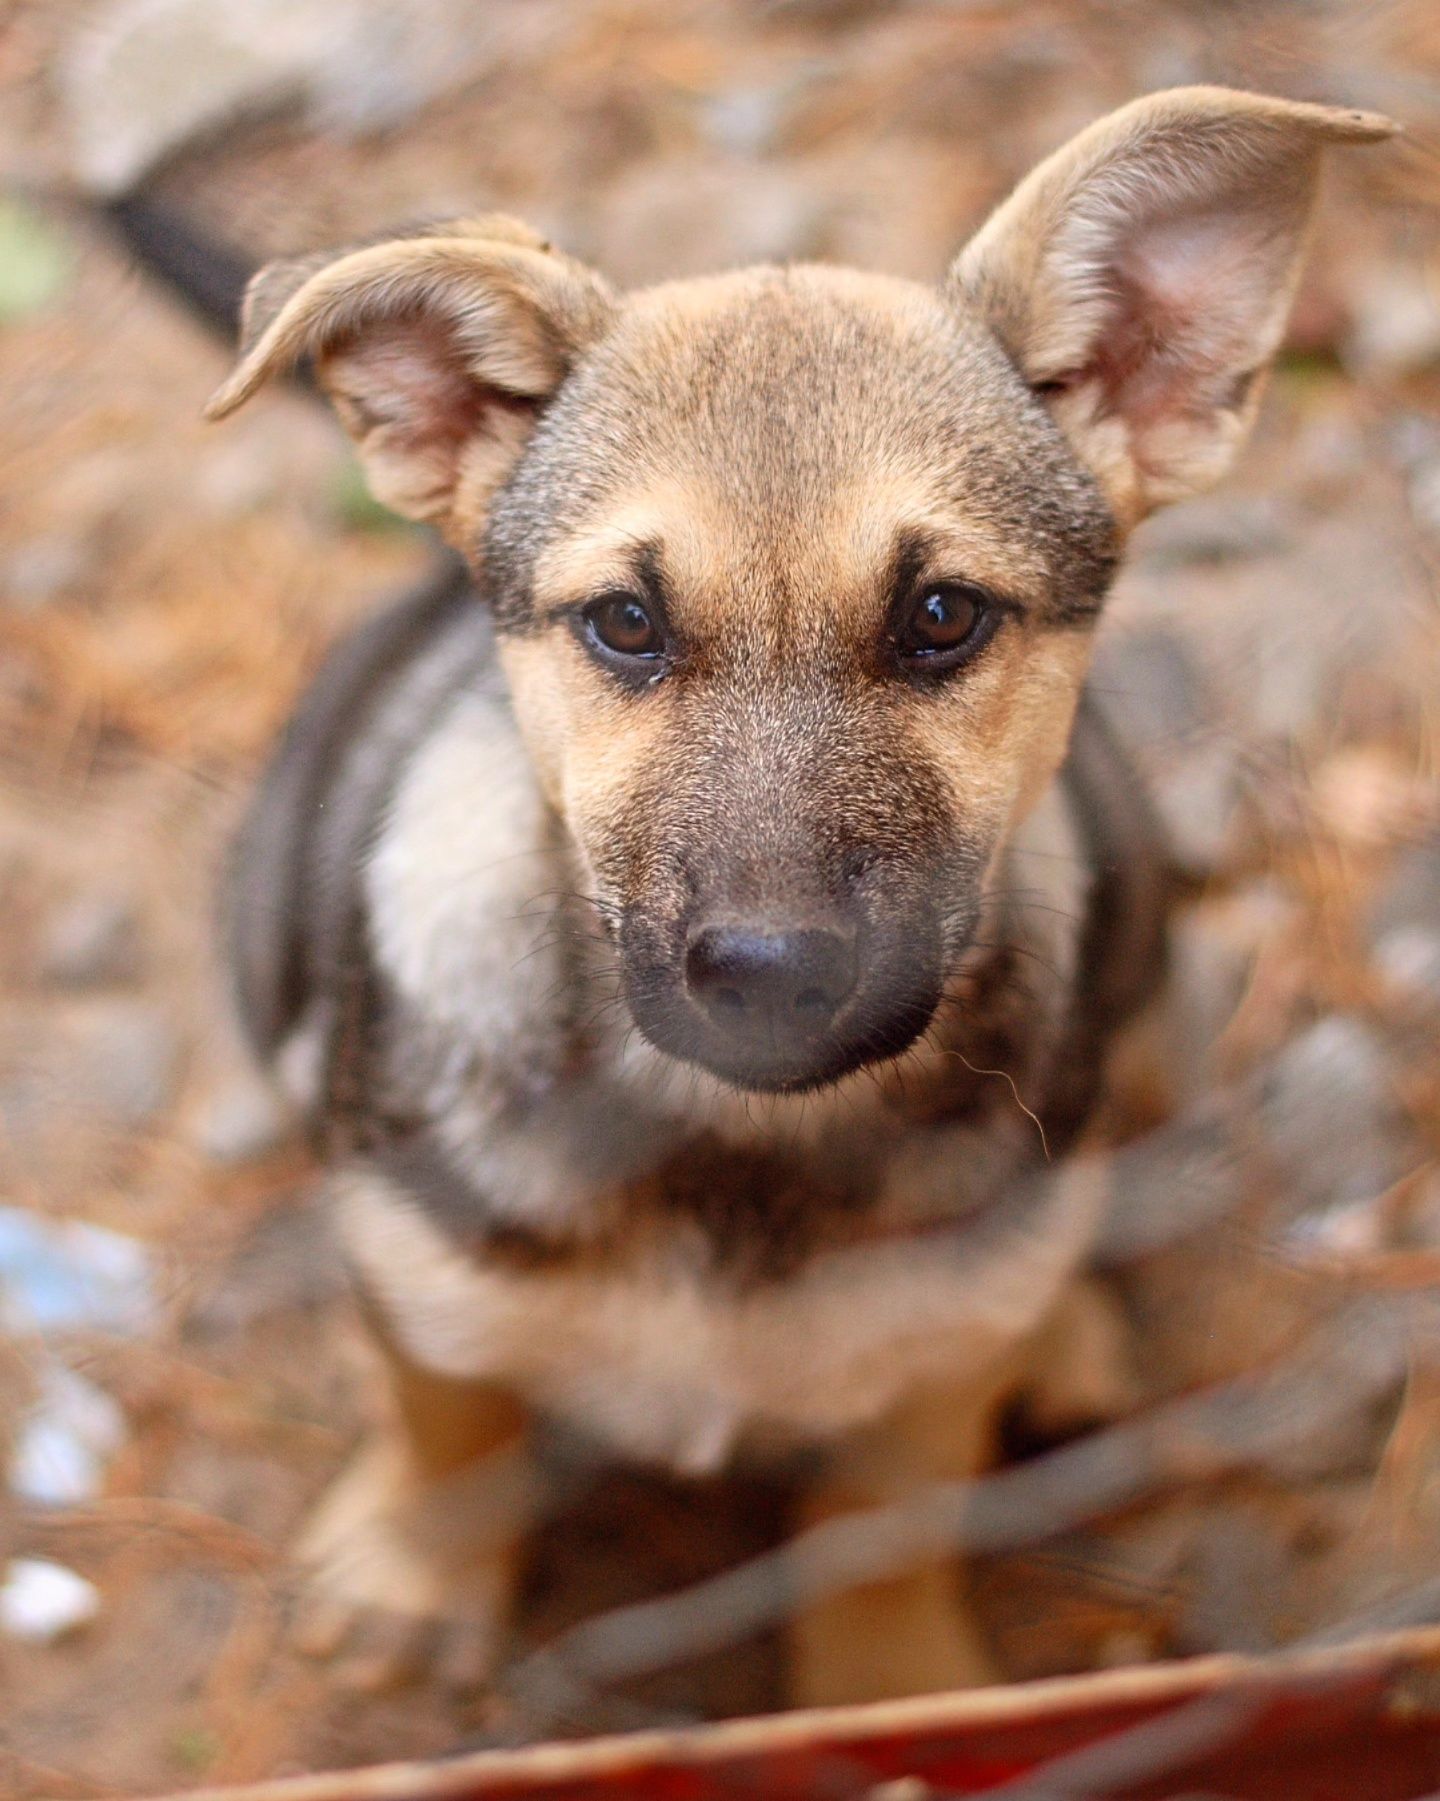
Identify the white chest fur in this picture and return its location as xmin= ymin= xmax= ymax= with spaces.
xmin=337 ymin=1155 xmax=1103 ymax=1472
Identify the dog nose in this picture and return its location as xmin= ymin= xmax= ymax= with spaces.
xmin=685 ymin=922 xmax=858 ymax=1042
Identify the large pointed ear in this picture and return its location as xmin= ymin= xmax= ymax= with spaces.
xmin=205 ymin=216 xmax=616 ymax=539
xmin=950 ymin=88 xmax=1396 ymax=523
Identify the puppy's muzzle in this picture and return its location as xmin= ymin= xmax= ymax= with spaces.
xmin=684 ymin=919 xmax=859 ymax=1055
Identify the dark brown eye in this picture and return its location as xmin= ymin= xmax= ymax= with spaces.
xmin=584 ymin=592 xmax=664 ymax=659
xmin=898 ymin=582 xmax=991 ymax=667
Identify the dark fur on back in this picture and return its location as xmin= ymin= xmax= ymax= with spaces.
xmin=226 ymin=556 xmax=479 ymax=1065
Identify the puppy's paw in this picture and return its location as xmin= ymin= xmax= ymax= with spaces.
xmin=291 ymin=1437 xmax=528 ymax=1693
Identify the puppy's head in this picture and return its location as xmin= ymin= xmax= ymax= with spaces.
xmin=210 ymin=89 xmax=1393 ymax=1093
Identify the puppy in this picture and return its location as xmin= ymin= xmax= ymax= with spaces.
xmin=205 ymin=89 xmax=1393 ymax=1704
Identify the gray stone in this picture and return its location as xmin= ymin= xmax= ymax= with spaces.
xmin=1256 ymin=1015 xmax=1409 ymax=1225
xmin=1096 ymin=1109 xmax=1246 ymax=1265
xmin=2 ymin=534 xmax=91 ymax=611
xmin=699 ymin=83 xmax=797 ymax=158
xmin=1149 ymin=740 xmax=1246 ymax=875
xmin=1131 ymin=495 xmax=1293 ymax=572
xmin=68 ymin=999 xmax=181 ymax=1130
xmin=1164 ymin=884 xmax=1295 ymax=1103
xmin=190 ymin=1197 xmax=344 ymax=1334
xmin=1374 ymin=925 xmax=1440 ymax=1016
xmin=1090 ymin=624 xmax=1213 ymax=760
xmin=1345 ymin=264 xmax=1440 ymax=381
xmin=191 ymin=1071 xmax=290 ymax=1165
xmin=1410 ymin=457 xmax=1440 ymax=540
xmin=39 ymin=893 xmax=142 ymax=988
xmin=595 ymin=160 xmax=827 ymax=287
xmin=1370 ymin=832 xmax=1440 ymax=941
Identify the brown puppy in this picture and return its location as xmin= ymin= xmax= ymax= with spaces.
xmin=208 ymin=89 xmax=1394 ymax=1704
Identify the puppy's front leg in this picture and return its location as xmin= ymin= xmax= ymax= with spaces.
xmin=293 ymin=1322 xmax=536 ymax=1692
xmin=787 ymin=1375 xmax=1011 ymax=1708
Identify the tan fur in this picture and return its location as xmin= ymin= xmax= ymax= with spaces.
xmin=789 ymin=1373 xmax=1013 ymax=1705
xmin=208 ymin=88 xmax=1394 ymax=1703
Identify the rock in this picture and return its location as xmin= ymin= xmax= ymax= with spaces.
xmin=594 ymin=159 xmax=827 ymax=287
xmin=1345 ymin=264 xmax=1440 ymax=381
xmin=190 ymin=1070 xmax=291 ymax=1165
xmin=1374 ymin=925 xmax=1440 ymax=1017
xmin=1095 ymin=1108 xmax=1246 ymax=1266
xmin=0 ymin=1558 xmax=101 ymax=1642
xmin=2 ymin=532 xmax=91 ymax=611
xmin=1131 ymin=495 xmax=1293 ymax=572
xmin=64 ymin=0 xmax=545 ymax=194
xmin=10 ymin=1362 xmax=127 ymax=1506
xmin=1165 ymin=884 xmax=1295 ymax=1101
xmin=69 ymin=999 xmax=181 ymax=1130
xmin=1090 ymin=623 xmax=1213 ymax=760
xmin=39 ymin=892 xmax=143 ymax=987
xmin=1256 ymin=1015 xmax=1411 ymax=1228
xmin=1148 ymin=740 xmax=1246 ymax=875
xmin=189 ymin=1197 xmax=344 ymax=1335
xmin=0 ymin=1000 xmax=180 ymax=1155
xmin=0 ymin=1206 xmax=156 ymax=1337
xmin=1370 ymin=832 xmax=1440 ymax=941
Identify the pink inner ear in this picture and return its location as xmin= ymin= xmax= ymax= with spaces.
xmin=1079 ymin=199 xmax=1289 ymax=427
xmin=320 ymin=307 xmax=547 ymax=522
xmin=330 ymin=315 xmax=497 ymax=455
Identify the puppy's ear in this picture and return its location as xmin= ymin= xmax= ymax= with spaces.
xmin=205 ymin=217 xmax=615 ymax=537
xmin=950 ymin=88 xmax=1396 ymax=522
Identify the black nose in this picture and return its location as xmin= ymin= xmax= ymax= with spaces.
xmin=685 ymin=922 xmax=859 ymax=1045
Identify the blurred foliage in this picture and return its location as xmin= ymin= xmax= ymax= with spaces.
xmin=329 ymin=453 xmax=418 ymax=537
xmin=0 ymin=195 xmax=70 ymax=323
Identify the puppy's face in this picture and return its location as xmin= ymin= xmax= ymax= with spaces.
xmin=208 ymin=88 xmax=1393 ymax=1091
xmin=489 ymin=271 xmax=1112 ymax=1089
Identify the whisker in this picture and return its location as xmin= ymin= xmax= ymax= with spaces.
xmin=950 ymin=1047 xmax=1050 ymax=1160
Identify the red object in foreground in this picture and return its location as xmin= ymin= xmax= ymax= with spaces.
xmin=166 ymin=1629 xmax=1440 ymax=1801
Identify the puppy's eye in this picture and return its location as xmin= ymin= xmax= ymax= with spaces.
xmin=897 ymin=582 xmax=993 ymax=670
xmin=584 ymin=592 xmax=665 ymax=660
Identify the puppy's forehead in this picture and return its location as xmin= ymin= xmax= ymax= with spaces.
xmin=492 ymin=263 xmax=1117 ymax=624
xmin=592 ymin=266 xmax=1027 ymax=498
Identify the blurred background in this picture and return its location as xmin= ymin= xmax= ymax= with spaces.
xmin=1 ymin=1 xmax=1439 ymax=1794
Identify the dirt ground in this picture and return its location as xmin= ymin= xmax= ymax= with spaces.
xmin=1 ymin=1 xmax=1440 ymax=1795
